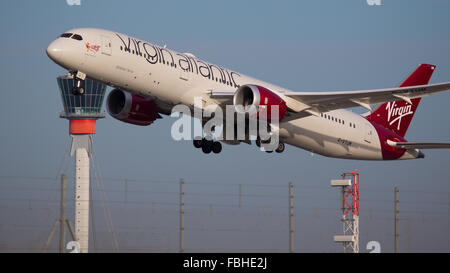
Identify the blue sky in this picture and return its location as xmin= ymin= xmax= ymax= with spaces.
xmin=1 ymin=0 xmax=450 ymax=252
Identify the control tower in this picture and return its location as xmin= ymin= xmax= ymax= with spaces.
xmin=57 ymin=74 xmax=106 ymax=253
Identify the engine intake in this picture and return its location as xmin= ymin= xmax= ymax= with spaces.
xmin=106 ymin=89 xmax=160 ymax=126
xmin=233 ymin=84 xmax=287 ymax=122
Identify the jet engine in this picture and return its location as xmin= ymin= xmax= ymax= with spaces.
xmin=233 ymin=84 xmax=287 ymax=122
xmin=106 ymin=89 xmax=160 ymax=126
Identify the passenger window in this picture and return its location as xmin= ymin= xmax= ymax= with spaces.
xmin=60 ymin=33 xmax=73 ymax=38
xmin=71 ymin=34 xmax=83 ymax=41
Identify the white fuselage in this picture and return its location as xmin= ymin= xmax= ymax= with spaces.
xmin=47 ymin=28 xmax=417 ymax=160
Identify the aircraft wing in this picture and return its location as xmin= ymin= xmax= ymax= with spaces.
xmin=281 ymin=82 xmax=450 ymax=113
xmin=208 ymin=82 xmax=450 ymax=119
xmin=387 ymin=140 xmax=450 ymax=150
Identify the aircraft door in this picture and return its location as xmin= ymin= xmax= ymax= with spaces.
xmin=101 ymin=35 xmax=112 ymax=56
xmin=364 ymin=123 xmax=375 ymax=144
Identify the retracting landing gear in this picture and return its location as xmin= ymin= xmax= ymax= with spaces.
xmin=71 ymin=71 xmax=86 ymax=95
xmin=255 ymin=136 xmax=285 ymax=153
xmin=193 ymin=121 xmax=223 ymax=154
xmin=193 ymin=138 xmax=222 ymax=154
xmin=275 ymin=142 xmax=285 ymax=153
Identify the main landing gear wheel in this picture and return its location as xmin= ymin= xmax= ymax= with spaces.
xmin=255 ymin=138 xmax=261 ymax=148
xmin=256 ymin=136 xmax=276 ymax=153
xmin=212 ymin=141 xmax=222 ymax=154
xmin=265 ymin=143 xmax=285 ymax=153
xmin=202 ymin=143 xmax=212 ymax=154
xmin=275 ymin=142 xmax=285 ymax=153
xmin=193 ymin=138 xmax=222 ymax=154
xmin=193 ymin=139 xmax=202 ymax=149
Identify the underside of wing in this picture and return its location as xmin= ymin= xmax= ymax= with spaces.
xmin=387 ymin=140 xmax=450 ymax=150
xmin=207 ymin=90 xmax=235 ymax=105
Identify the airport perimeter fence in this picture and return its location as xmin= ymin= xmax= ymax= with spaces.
xmin=0 ymin=175 xmax=449 ymax=253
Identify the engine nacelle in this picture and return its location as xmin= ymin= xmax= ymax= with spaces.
xmin=233 ymin=84 xmax=287 ymax=122
xmin=106 ymin=89 xmax=160 ymax=126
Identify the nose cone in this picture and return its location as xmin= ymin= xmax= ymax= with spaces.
xmin=46 ymin=40 xmax=63 ymax=62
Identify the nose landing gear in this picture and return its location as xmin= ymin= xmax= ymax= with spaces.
xmin=71 ymin=80 xmax=85 ymax=95
xmin=70 ymin=71 xmax=87 ymax=95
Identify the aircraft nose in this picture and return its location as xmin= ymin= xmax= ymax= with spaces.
xmin=46 ymin=40 xmax=63 ymax=62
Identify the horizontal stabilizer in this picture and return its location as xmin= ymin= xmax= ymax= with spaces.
xmin=387 ymin=140 xmax=450 ymax=149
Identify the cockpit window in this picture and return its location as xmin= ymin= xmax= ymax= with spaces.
xmin=71 ymin=34 xmax=83 ymax=41
xmin=60 ymin=33 xmax=73 ymax=38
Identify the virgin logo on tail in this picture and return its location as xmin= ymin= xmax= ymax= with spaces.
xmin=366 ymin=64 xmax=435 ymax=137
xmin=386 ymin=101 xmax=414 ymax=130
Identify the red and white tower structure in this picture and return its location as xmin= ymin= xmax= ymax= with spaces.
xmin=331 ymin=171 xmax=360 ymax=253
xmin=57 ymin=75 xmax=106 ymax=253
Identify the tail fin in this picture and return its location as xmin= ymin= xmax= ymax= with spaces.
xmin=366 ymin=64 xmax=436 ymax=137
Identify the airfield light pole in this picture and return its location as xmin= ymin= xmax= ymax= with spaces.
xmin=57 ymin=75 xmax=106 ymax=253
xmin=289 ymin=182 xmax=294 ymax=253
xmin=180 ymin=179 xmax=185 ymax=253
xmin=43 ymin=174 xmax=77 ymax=253
xmin=331 ymin=171 xmax=360 ymax=253
xmin=59 ymin=174 xmax=66 ymax=253
xmin=395 ymin=187 xmax=399 ymax=253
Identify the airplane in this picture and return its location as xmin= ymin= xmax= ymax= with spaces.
xmin=46 ymin=28 xmax=450 ymax=160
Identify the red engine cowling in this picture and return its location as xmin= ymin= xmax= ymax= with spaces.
xmin=106 ymin=89 xmax=160 ymax=126
xmin=233 ymin=84 xmax=287 ymax=122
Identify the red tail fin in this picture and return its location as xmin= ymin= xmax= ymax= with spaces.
xmin=366 ymin=64 xmax=436 ymax=137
